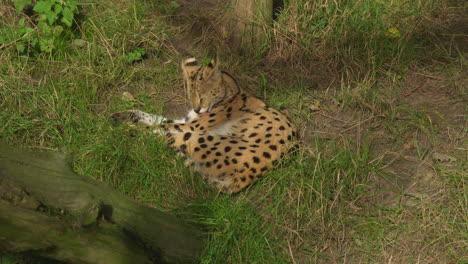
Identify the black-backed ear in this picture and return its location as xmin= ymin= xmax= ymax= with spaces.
xmin=207 ymin=56 xmax=219 ymax=69
xmin=182 ymin=57 xmax=198 ymax=68
xmin=204 ymin=57 xmax=221 ymax=80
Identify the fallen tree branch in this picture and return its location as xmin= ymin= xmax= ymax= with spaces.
xmin=0 ymin=144 xmax=204 ymax=263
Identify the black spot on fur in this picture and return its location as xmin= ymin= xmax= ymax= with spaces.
xmin=224 ymin=159 xmax=230 ymax=166
xmin=198 ymin=137 xmax=205 ymax=143
xmin=205 ymin=162 xmax=212 ymax=168
xmin=279 ymin=126 xmax=285 ymax=131
xmin=263 ymin=152 xmax=271 ymax=159
xmin=207 ymin=135 xmax=214 ymax=141
xmin=229 ymin=140 xmax=238 ymax=144
xmin=194 ymin=147 xmax=200 ymax=152
xmin=241 ymin=177 xmax=246 ymax=182
xmin=213 ymin=159 xmax=219 ymax=164
xmin=250 ymin=168 xmax=257 ymax=173
xmin=208 ymin=119 xmax=216 ymax=123
xmin=231 ymin=158 xmax=238 ymax=164
xmin=227 ymin=106 xmax=232 ymax=112
xmin=279 ymin=139 xmax=285 ymax=144
xmin=180 ymin=144 xmax=187 ymax=152
xmin=183 ymin=132 xmax=192 ymax=141
xmin=266 ymin=133 xmax=272 ymax=138
xmin=261 ymin=166 xmax=268 ymax=172
xmin=201 ymin=144 xmax=208 ymax=148
xmin=255 ymin=138 xmax=262 ymax=144
xmin=266 ymin=127 xmax=273 ymax=131
xmin=243 ymin=162 xmax=250 ymax=168
xmin=217 ymin=164 xmax=222 ymax=169
xmin=249 ymin=144 xmax=259 ymax=148
xmin=249 ymin=133 xmax=258 ymax=138
xmin=239 ymin=146 xmax=247 ymax=150
xmin=260 ymin=116 xmax=267 ymax=120
xmin=253 ymin=156 xmax=260 ymax=163
xmin=225 ymin=146 xmax=232 ymax=152
xmin=216 ymin=152 xmax=222 ymax=156
xmin=209 ymin=113 xmax=216 ymax=117
xmin=269 ymin=145 xmax=277 ymax=150
xmin=234 ymin=152 xmax=242 ymax=156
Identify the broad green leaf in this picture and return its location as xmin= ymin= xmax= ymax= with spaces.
xmin=54 ymin=4 xmax=63 ymax=14
xmin=46 ymin=10 xmax=58 ymax=24
xmin=67 ymin=0 xmax=79 ymax=12
xmin=14 ymin=0 xmax=33 ymax=13
xmin=39 ymin=38 xmax=54 ymax=52
xmin=38 ymin=21 xmax=52 ymax=35
xmin=37 ymin=14 xmax=47 ymax=22
xmin=53 ymin=25 xmax=63 ymax=36
xmin=33 ymin=1 xmax=53 ymax=13
xmin=61 ymin=17 xmax=72 ymax=27
xmin=61 ymin=7 xmax=73 ymax=27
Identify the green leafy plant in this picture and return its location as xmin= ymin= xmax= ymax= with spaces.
xmin=3 ymin=0 xmax=80 ymax=53
xmin=125 ymin=47 xmax=146 ymax=63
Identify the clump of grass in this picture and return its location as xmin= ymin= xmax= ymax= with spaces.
xmin=271 ymin=0 xmax=464 ymax=81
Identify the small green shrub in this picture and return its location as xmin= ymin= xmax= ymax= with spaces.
xmin=1 ymin=0 xmax=80 ymax=54
xmin=126 ymin=47 xmax=146 ymax=63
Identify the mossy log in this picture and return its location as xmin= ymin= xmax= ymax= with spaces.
xmin=0 ymin=144 xmax=204 ymax=264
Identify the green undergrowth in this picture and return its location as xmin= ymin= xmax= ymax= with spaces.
xmin=272 ymin=0 xmax=463 ymax=80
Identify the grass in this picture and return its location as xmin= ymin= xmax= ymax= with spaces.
xmin=1 ymin=0 xmax=466 ymax=263
xmin=270 ymin=0 xmax=465 ymax=82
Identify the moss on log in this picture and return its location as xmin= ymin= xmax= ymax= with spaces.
xmin=0 ymin=144 xmax=204 ymax=263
